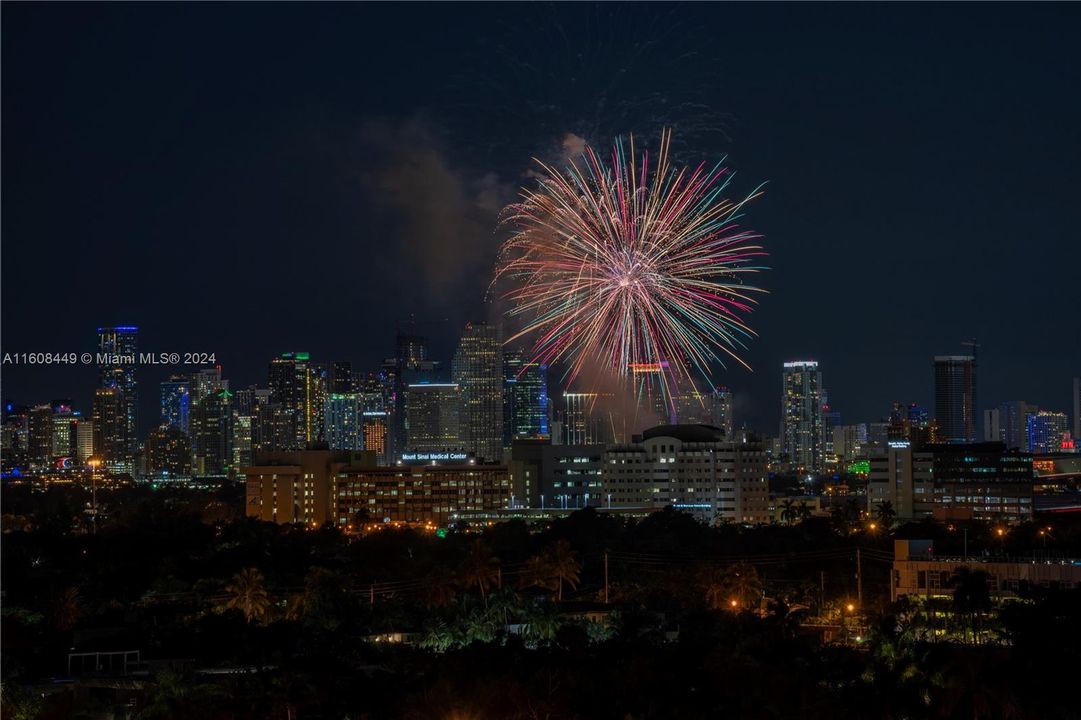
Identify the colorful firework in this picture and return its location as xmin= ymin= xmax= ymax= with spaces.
xmin=494 ymin=129 xmax=768 ymax=400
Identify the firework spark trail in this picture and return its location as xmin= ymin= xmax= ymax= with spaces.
xmin=494 ymin=129 xmax=768 ymax=407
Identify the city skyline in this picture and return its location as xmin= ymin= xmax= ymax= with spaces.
xmin=3 ymin=3 xmax=1078 ymax=432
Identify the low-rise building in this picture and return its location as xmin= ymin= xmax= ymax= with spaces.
xmin=891 ymin=539 xmax=1081 ymax=602
xmin=602 ymin=425 xmax=771 ymax=525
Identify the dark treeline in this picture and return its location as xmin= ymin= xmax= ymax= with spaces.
xmin=2 ymin=483 xmax=1080 ymax=719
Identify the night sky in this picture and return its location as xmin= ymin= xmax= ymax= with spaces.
xmin=3 ymin=3 xmax=1079 ymax=433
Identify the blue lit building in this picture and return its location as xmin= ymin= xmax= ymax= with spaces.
xmin=160 ymin=376 xmax=191 ymax=434
xmin=503 ymin=350 xmax=549 ymax=447
xmin=98 ymin=326 xmax=138 ymax=462
xmin=325 ymin=393 xmax=364 ymax=451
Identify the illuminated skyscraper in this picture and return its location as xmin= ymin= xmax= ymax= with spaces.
xmin=391 ymin=333 xmax=428 ymax=454
xmin=191 ymin=367 xmax=227 ymax=403
xmin=405 ymin=383 xmax=460 ymax=453
xmin=1074 ymin=377 xmax=1080 ymax=443
xmin=362 ymin=411 xmax=390 ymax=464
xmin=93 ymin=387 xmax=131 ymax=472
xmin=146 ymin=424 xmax=192 ymax=477
xmin=76 ymin=420 xmax=94 ymax=464
xmin=781 ymin=361 xmax=823 ymax=473
xmin=325 ymin=393 xmax=363 ymax=451
xmin=675 ymin=386 xmax=733 ymax=438
xmin=453 ymin=322 xmax=503 ymax=462
xmin=98 ymin=326 xmax=138 ymax=459
xmin=1027 ymin=411 xmax=1068 ymax=454
xmin=268 ymin=352 xmax=313 ymax=449
xmin=503 ymin=350 xmax=549 ymax=446
xmin=160 ymin=376 xmax=191 ymax=433
xmin=191 ymin=389 xmax=233 ymax=475
xmin=28 ymin=404 xmax=54 ymax=469
xmin=934 ymin=355 xmax=977 ymax=443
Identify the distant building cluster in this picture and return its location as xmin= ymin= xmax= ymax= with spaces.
xmin=2 ymin=327 xmax=1077 ymax=529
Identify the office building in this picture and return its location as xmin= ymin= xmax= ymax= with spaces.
xmin=630 ymin=362 xmax=675 ymax=426
xmin=510 ymin=439 xmax=605 ymax=510
xmin=232 ymin=414 xmax=253 ymax=469
xmin=76 ymin=420 xmax=94 ymax=464
xmin=329 ymin=361 xmax=355 ymax=394
xmin=1074 ymin=377 xmax=1080 ymax=442
xmin=503 ymin=350 xmax=549 ymax=446
xmin=781 ymin=361 xmax=823 ymax=473
xmin=335 ymin=456 xmax=511 ymax=525
xmin=891 ymin=539 xmax=1081 ymax=602
xmin=190 ymin=389 xmax=233 ymax=476
xmin=98 ymin=326 xmax=138 ymax=460
xmin=1027 ymin=411 xmax=1068 ymax=454
xmin=453 ymin=322 xmax=504 ymax=462
xmin=676 ymin=386 xmax=733 ymax=438
xmin=146 ymin=424 xmax=192 ymax=477
xmin=92 ymin=388 xmax=131 ymax=472
xmin=998 ymin=400 xmax=1038 ymax=451
xmin=50 ymin=404 xmax=79 ymax=462
xmin=191 ymin=367 xmax=227 ymax=403
xmin=934 ymin=354 xmax=977 ymax=443
xmin=390 ymin=332 xmax=429 ymax=456
xmin=405 ymin=382 xmax=460 ymax=454
xmin=160 ymin=376 xmax=192 ymax=434
xmin=362 ymin=411 xmax=390 ymax=465
xmin=603 ymin=425 xmax=771 ymax=525
xmin=268 ymin=352 xmax=314 ymax=449
xmin=325 ymin=393 xmax=364 ymax=451
xmin=27 ymin=404 xmax=54 ymax=469
xmin=868 ymin=442 xmax=1033 ymax=522
xmin=1 ymin=404 xmax=31 ymax=472
xmin=983 ymin=408 xmax=1001 ymax=443
xmin=243 ymin=450 xmax=361 ymax=526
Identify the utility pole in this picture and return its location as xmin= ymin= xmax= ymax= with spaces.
xmin=370 ymin=583 xmax=375 ymax=606
xmin=856 ymin=549 xmax=863 ymax=607
xmin=604 ymin=551 xmax=609 ymax=604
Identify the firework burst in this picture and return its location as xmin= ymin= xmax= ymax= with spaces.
xmin=494 ymin=129 xmax=768 ymax=401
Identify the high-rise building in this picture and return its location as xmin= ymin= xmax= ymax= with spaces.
xmin=1 ymin=404 xmax=31 ymax=472
xmin=325 ymin=393 xmax=364 ymax=451
xmin=983 ymin=408 xmax=1002 ymax=442
xmin=1074 ymin=377 xmax=1080 ymax=443
xmin=268 ymin=352 xmax=313 ymax=449
xmin=503 ymin=350 xmax=549 ymax=446
xmin=781 ymin=361 xmax=823 ymax=473
xmin=390 ymin=333 xmax=429 ymax=455
xmin=232 ymin=414 xmax=253 ymax=469
xmin=1027 ymin=411 xmax=1068 ymax=454
xmin=329 ymin=362 xmax=355 ymax=394
xmin=452 ymin=322 xmax=503 ymax=462
xmin=630 ymin=362 xmax=674 ymax=426
xmin=191 ymin=367 xmax=228 ymax=403
xmin=676 ymin=386 xmax=733 ymax=438
xmin=190 ymin=389 xmax=233 ymax=476
xmin=76 ymin=420 xmax=94 ymax=464
xmin=50 ymin=403 xmax=79 ymax=462
xmin=934 ymin=355 xmax=977 ymax=443
xmin=998 ymin=401 xmax=1038 ymax=451
xmin=160 ymin=376 xmax=192 ymax=434
xmin=563 ymin=393 xmax=603 ymax=446
xmin=98 ymin=326 xmax=138 ymax=459
xmin=146 ymin=424 xmax=192 ymax=477
xmin=28 ymin=403 xmax=54 ymax=469
xmin=362 ymin=411 xmax=390 ymax=465
xmin=92 ymin=387 xmax=131 ymax=472
xmin=405 ymin=383 xmax=461 ymax=454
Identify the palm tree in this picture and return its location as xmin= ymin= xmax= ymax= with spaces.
xmin=797 ymin=501 xmax=812 ymax=522
xmin=949 ymin=566 xmax=992 ymax=643
xmin=779 ymin=499 xmax=796 ymax=526
xmin=422 ymin=565 xmax=459 ymax=609
xmin=544 ymin=538 xmax=579 ymax=601
xmin=49 ymin=587 xmax=83 ymax=631
xmin=458 ymin=540 xmax=499 ymax=599
xmin=219 ymin=568 xmax=271 ymax=624
xmin=874 ymin=500 xmax=897 ymax=528
xmin=720 ymin=562 xmax=763 ymax=610
xmin=697 ymin=565 xmax=729 ymax=610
